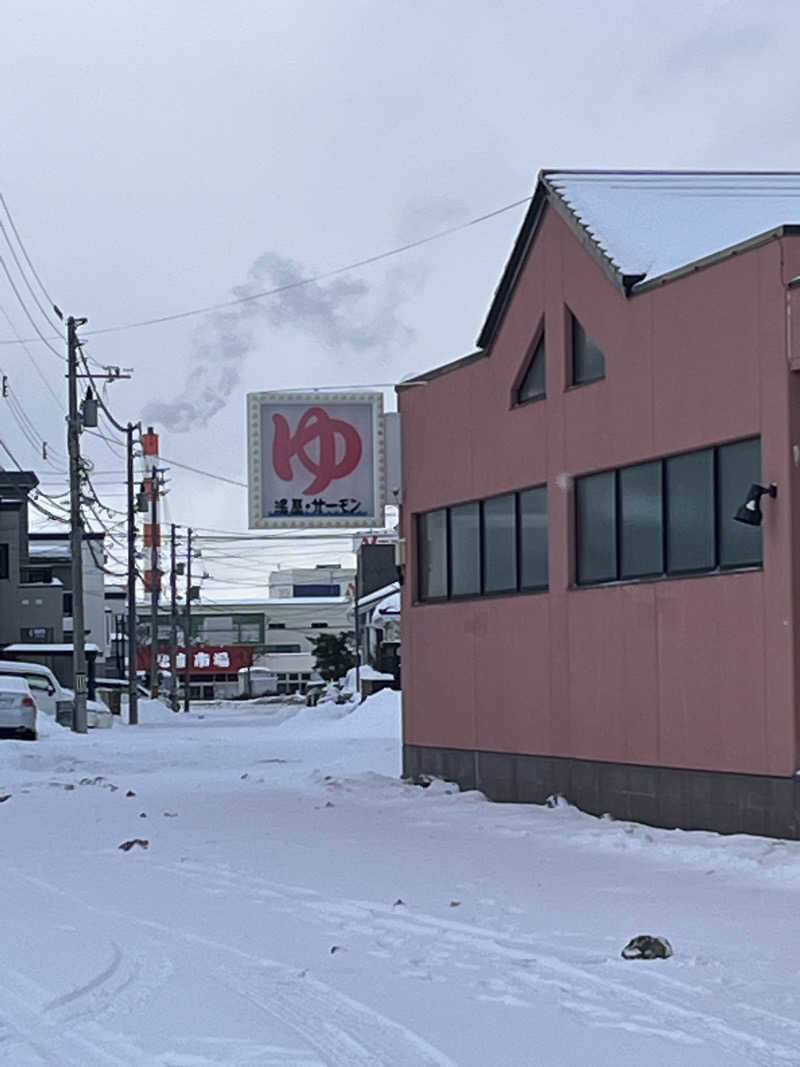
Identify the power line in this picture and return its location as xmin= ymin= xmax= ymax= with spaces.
xmin=0 ymin=215 xmax=62 ymax=336
xmin=0 ymin=195 xmax=531 ymax=345
xmin=0 ymin=194 xmax=60 ymax=321
xmin=158 ymin=453 xmax=247 ymax=488
xmin=0 ymin=300 xmax=63 ymax=408
xmin=0 ymin=254 xmax=64 ymax=361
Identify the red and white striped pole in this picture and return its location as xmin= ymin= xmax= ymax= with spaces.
xmin=141 ymin=426 xmax=161 ymax=695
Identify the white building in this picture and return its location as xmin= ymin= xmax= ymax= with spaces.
xmin=267 ymin=564 xmax=355 ymax=600
xmin=138 ymin=594 xmax=353 ymax=696
xmin=26 ymin=532 xmax=108 ymax=662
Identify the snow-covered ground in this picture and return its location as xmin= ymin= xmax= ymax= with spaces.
xmin=2 ymin=692 xmax=800 ymax=1065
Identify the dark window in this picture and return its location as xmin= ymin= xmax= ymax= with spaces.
xmin=310 ymin=622 xmax=328 ymax=629
xmin=718 ymin=438 xmax=762 ymax=568
xmin=292 ymin=583 xmax=340 ymax=597
xmin=482 ymin=494 xmax=517 ymax=593
xmin=417 ymin=488 xmax=549 ymax=604
xmin=266 ymin=643 xmax=302 ymax=653
xmin=234 ymin=614 xmax=263 ymax=643
xmin=516 ymin=333 xmax=546 ymax=404
xmin=418 ymin=509 xmax=448 ymax=600
xmin=23 ymin=568 xmax=52 ymax=584
xmin=519 ymin=487 xmax=548 ymax=589
xmin=575 ymin=438 xmax=761 ymax=588
xmin=572 ymin=315 xmax=606 ymax=385
xmin=450 ymin=501 xmax=480 ymax=596
xmin=666 ymin=449 xmax=715 ymax=574
xmin=576 ymin=471 xmax=616 ymax=584
xmin=619 ymin=462 xmax=663 ymax=578
xmin=0 ymin=543 xmax=8 ymax=580
xmin=268 ymin=622 xmax=286 ymax=630
xmin=63 ymin=592 xmax=73 ymax=616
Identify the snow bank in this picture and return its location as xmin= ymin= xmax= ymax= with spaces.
xmin=122 ymin=697 xmax=177 ymax=724
xmin=33 ymin=710 xmax=59 ymax=739
xmin=325 ymin=687 xmax=401 ymax=738
xmin=282 ymin=688 xmax=401 ymax=740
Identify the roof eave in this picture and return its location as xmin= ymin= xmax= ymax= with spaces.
xmin=632 ymin=224 xmax=800 ymax=294
xmin=395 ymin=349 xmax=487 ymax=391
xmin=476 ymin=179 xmax=548 ymax=351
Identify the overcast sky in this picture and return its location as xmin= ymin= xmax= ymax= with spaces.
xmin=2 ymin=0 xmax=799 ymax=594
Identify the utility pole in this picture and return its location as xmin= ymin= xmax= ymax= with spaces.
xmin=184 ymin=528 xmax=192 ymax=713
xmin=169 ymin=523 xmax=179 ymax=712
xmin=354 ymin=550 xmax=361 ymax=699
xmin=149 ymin=467 xmax=160 ymax=697
xmin=67 ymin=316 xmax=88 ymax=733
xmin=126 ymin=422 xmax=139 ymax=725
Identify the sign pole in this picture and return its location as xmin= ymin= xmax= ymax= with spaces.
xmin=149 ymin=467 xmax=160 ymax=697
xmin=126 ymin=422 xmax=139 ymax=725
xmin=169 ymin=523 xmax=179 ymax=712
xmin=184 ymin=528 xmax=192 ymax=712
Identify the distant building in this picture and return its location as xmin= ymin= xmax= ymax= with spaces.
xmin=268 ymin=564 xmax=354 ymax=600
xmin=137 ymin=593 xmax=352 ymax=697
xmin=0 ymin=472 xmax=63 ymax=647
xmin=353 ymin=541 xmax=401 ymax=689
xmin=27 ymin=532 xmax=108 ymax=662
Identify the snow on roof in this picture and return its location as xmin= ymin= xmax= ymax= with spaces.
xmin=373 ymin=591 xmax=400 ymax=616
xmin=371 ymin=591 xmax=401 ymax=627
xmin=355 ymin=582 xmax=400 ymax=610
xmin=3 ymin=643 xmax=101 ymax=653
xmin=545 ymin=170 xmax=800 ymax=287
xmin=28 ymin=543 xmax=71 ymax=559
xmin=0 ymin=675 xmax=32 ymax=693
xmin=205 ymin=597 xmax=347 ymax=606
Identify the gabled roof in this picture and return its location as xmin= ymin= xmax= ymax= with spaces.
xmin=478 ymin=170 xmax=800 ymax=352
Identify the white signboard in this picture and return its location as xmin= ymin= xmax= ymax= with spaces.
xmin=248 ymin=392 xmax=385 ymax=529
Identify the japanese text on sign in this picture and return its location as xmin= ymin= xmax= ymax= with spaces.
xmin=157 ymin=650 xmax=231 ymax=671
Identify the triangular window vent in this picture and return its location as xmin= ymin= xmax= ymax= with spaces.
xmin=572 ymin=315 xmax=606 ymax=385
xmin=516 ymin=334 xmax=546 ymax=404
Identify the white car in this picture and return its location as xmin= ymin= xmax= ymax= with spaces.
xmin=0 ymin=661 xmax=112 ymax=729
xmin=0 ymin=676 xmax=37 ymax=740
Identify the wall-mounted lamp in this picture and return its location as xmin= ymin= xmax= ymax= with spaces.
xmin=733 ymin=483 xmax=777 ymax=527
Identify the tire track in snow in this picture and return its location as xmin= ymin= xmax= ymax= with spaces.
xmin=165 ymin=859 xmax=800 ymax=1065
xmin=219 ymin=963 xmax=456 ymax=1067
xmin=7 ymin=865 xmax=457 ymax=1067
xmin=43 ymin=942 xmax=123 ymax=1011
xmin=0 ymin=961 xmax=147 ymax=1066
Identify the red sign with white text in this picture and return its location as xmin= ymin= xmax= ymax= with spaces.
xmin=136 ymin=645 xmax=253 ymax=674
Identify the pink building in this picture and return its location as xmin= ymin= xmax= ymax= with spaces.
xmin=398 ymin=171 xmax=800 ymax=838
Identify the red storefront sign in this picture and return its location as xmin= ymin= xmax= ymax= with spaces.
xmin=137 ymin=645 xmax=254 ymax=674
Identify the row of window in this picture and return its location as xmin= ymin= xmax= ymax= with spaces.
xmin=418 ymin=487 xmax=548 ymax=601
xmin=416 ymin=437 xmax=762 ymax=600
xmin=576 ymin=437 xmax=762 ymax=584
xmin=516 ymin=312 xmax=606 ymax=404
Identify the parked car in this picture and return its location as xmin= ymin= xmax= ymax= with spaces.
xmin=0 ymin=676 xmax=37 ymax=740
xmin=0 ymin=660 xmax=112 ymax=728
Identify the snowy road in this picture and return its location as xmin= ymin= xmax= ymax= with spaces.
xmin=2 ymin=693 xmax=800 ymax=1065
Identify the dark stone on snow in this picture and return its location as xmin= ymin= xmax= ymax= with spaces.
xmin=621 ymin=935 xmax=673 ymax=960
